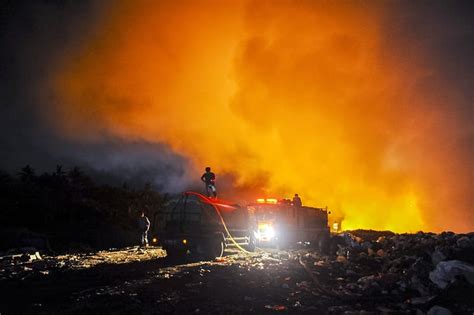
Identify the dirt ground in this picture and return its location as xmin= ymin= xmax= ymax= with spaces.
xmin=1 ymin=232 xmax=473 ymax=314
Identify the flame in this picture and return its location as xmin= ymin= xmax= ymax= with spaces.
xmin=49 ymin=1 xmax=473 ymax=233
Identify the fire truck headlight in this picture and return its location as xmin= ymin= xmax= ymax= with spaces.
xmin=256 ymin=224 xmax=276 ymax=240
xmin=265 ymin=226 xmax=275 ymax=238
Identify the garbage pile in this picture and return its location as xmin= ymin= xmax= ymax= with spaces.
xmin=1 ymin=233 xmax=473 ymax=314
xmin=299 ymin=231 xmax=474 ymax=314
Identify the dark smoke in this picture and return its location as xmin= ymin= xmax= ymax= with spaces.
xmin=0 ymin=0 xmax=192 ymax=191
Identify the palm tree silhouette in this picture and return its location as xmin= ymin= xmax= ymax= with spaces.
xmin=19 ymin=165 xmax=36 ymax=183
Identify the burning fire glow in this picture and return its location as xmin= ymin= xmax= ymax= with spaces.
xmin=50 ymin=1 xmax=472 ymax=233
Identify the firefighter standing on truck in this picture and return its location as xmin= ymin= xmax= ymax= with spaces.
xmin=201 ymin=166 xmax=217 ymax=198
xmin=292 ymin=193 xmax=302 ymax=207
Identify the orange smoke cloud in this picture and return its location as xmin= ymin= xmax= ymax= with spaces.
xmin=50 ymin=0 xmax=473 ymax=232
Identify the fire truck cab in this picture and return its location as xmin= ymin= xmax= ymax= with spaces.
xmin=248 ymin=198 xmax=330 ymax=251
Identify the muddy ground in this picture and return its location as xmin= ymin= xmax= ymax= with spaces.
xmin=1 ymin=232 xmax=473 ymax=314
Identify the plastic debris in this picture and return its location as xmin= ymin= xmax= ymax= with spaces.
xmin=429 ymin=260 xmax=474 ymax=289
xmin=427 ymin=305 xmax=452 ymax=315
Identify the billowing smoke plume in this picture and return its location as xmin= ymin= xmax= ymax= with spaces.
xmin=1 ymin=1 xmax=472 ymax=232
xmin=0 ymin=1 xmax=192 ymax=191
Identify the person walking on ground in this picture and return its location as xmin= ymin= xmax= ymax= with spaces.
xmin=201 ymin=166 xmax=217 ymax=198
xmin=292 ymin=194 xmax=302 ymax=207
xmin=138 ymin=211 xmax=150 ymax=247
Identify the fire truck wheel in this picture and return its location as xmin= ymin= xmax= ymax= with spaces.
xmin=318 ymin=234 xmax=330 ymax=254
xmin=205 ymin=238 xmax=224 ymax=260
xmin=246 ymin=234 xmax=256 ymax=252
xmin=276 ymin=239 xmax=285 ymax=250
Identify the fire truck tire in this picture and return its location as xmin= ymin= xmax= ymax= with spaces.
xmin=318 ymin=234 xmax=330 ymax=254
xmin=246 ymin=234 xmax=256 ymax=252
xmin=205 ymin=238 xmax=224 ymax=260
xmin=276 ymin=239 xmax=286 ymax=250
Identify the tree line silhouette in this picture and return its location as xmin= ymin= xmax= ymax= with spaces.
xmin=0 ymin=165 xmax=168 ymax=251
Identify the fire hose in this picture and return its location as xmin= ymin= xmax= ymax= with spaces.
xmin=214 ymin=204 xmax=252 ymax=254
xmin=186 ymin=192 xmax=251 ymax=255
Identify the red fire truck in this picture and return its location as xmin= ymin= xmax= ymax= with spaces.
xmin=247 ymin=198 xmax=331 ymax=251
xmin=151 ymin=192 xmax=331 ymax=259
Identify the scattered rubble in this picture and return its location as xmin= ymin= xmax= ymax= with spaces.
xmin=296 ymin=230 xmax=474 ymax=313
xmin=0 ymin=246 xmax=165 ymax=281
xmin=0 ymin=232 xmax=473 ymax=314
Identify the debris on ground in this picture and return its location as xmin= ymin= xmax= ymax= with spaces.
xmin=297 ymin=230 xmax=474 ymax=313
xmin=0 ymin=232 xmax=473 ymax=314
xmin=0 ymin=246 xmax=165 ymax=281
xmin=429 ymin=260 xmax=474 ymax=289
